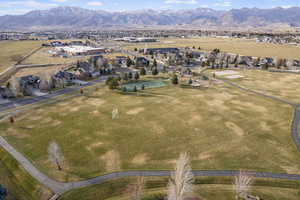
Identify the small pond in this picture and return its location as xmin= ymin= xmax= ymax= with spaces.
xmin=121 ymin=81 xmax=166 ymax=91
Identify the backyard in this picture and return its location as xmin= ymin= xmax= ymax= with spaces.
xmin=0 ymin=76 xmax=298 ymax=183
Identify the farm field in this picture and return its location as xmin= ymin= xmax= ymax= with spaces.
xmin=61 ymin=177 xmax=300 ymax=200
xmin=22 ymin=47 xmax=88 ymax=65
xmin=123 ymin=37 xmax=300 ymax=60
xmin=0 ymin=40 xmax=44 ymax=72
xmin=0 ymin=148 xmax=51 ymax=200
xmin=221 ymin=70 xmax=300 ymax=104
xmin=0 ymin=75 xmax=298 ymax=182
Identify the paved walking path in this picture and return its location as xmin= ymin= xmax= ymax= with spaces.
xmin=1 ymin=74 xmax=300 ymax=197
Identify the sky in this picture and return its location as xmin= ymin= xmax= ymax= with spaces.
xmin=0 ymin=0 xmax=300 ymax=16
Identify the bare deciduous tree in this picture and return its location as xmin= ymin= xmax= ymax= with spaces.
xmin=167 ymin=152 xmax=194 ymax=200
xmin=126 ymin=176 xmax=145 ymax=200
xmin=9 ymin=76 xmax=22 ymax=97
xmin=48 ymin=141 xmax=64 ymax=171
xmin=112 ymin=108 xmax=119 ymax=120
xmin=233 ymin=171 xmax=253 ymax=200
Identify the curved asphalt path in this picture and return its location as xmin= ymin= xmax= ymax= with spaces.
xmin=1 ymin=76 xmax=300 ymax=196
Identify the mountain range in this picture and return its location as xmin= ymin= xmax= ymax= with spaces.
xmin=1 ymin=6 xmax=300 ymax=30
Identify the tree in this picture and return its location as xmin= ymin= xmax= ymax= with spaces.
xmin=133 ymin=86 xmax=138 ymax=92
xmin=167 ymin=152 xmax=194 ymax=200
xmin=152 ymin=67 xmax=159 ymax=76
xmin=122 ymin=87 xmax=127 ymax=93
xmin=108 ymin=78 xmax=119 ymax=90
xmin=141 ymin=84 xmax=145 ymax=90
xmin=134 ymin=73 xmax=140 ymax=81
xmin=127 ymin=177 xmax=145 ymax=200
xmin=172 ymin=74 xmax=179 ymax=85
xmin=0 ymin=185 xmax=7 ymax=200
xmin=140 ymin=68 xmax=146 ymax=76
xmin=153 ymin=59 xmax=157 ymax=68
xmin=9 ymin=76 xmax=22 ymax=97
xmin=134 ymin=48 xmax=138 ymax=52
xmin=48 ymin=141 xmax=64 ymax=171
xmin=128 ymin=72 xmax=133 ymax=79
xmin=233 ymin=171 xmax=253 ymax=200
xmin=188 ymin=78 xmax=193 ymax=85
xmin=127 ymin=57 xmax=133 ymax=67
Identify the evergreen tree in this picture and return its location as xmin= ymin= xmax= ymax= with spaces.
xmin=133 ymin=86 xmax=138 ymax=92
xmin=188 ymin=78 xmax=193 ymax=85
xmin=123 ymin=73 xmax=129 ymax=81
xmin=122 ymin=87 xmax=127 ymax=93
xmin=153 ymin=59 xmax=157 ymax=67
xmin=140 ymin=67 xmax=146 ymax=76
xmin=152 ymin=67 xmax=159 ymax=76
xmin=128 ymin=72 xmax=133 ymax=79
xmin=141 ymin=84 xmax=145 ymax=90
xmin=134 ymin=72 xmax=140 ymax=81
xmin=126 ymin=57 xmax=133 ymax=67
xmin=172 ymin=74 xmax=179 ymax=85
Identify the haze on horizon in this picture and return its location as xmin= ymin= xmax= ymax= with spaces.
xmin=0 ymin=0 xmax=300 ymax=16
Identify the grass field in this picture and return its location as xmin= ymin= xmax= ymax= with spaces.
xmin=0 ymin=75 xmax=298 ymax=182
xmin=220 ymin=69 xmax=300 ymax=104
xmin=61 ymin=176 xmax=300 ymax=200
xmin=22 ymin=47 xmax=88 ymax=65
xmin=123 ymin=37 xmax=300 ymax=60
xmin=0 ymin=40 xmax=44 ymax=72
xmin=0 ymin=148 xmax=52 ymax=200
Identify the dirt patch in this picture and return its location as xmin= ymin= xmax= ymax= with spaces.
xmin=86 ymin=142 xmax=104 ymax=151
xmin=132 ymin=153 xmax=148 ymax=165
xmin=126 ymin=107 xmax=145 ymax=115
xmin=149 ymin=121 xmax=165 ymax=135
xmin=101 ymin=150 xmax=121 ymax=172
xmin=260 ymin=121 xmax=272 ymax=131
xmin=198 ymin=152 xmax=212 ymax=160
xmin=225 ymin=122 xmax=244 ymax=136
xmin=50 ymin=120 xmax=62 ymax=127
xmin=86 ymin=99 xmax=106 ymax=107
xmin=231 ymin=100 xmax=267 ymax=113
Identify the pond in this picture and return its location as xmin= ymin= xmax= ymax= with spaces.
xmin=121 ymin=81 xmax=167 ymax=91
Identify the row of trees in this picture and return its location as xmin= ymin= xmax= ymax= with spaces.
xmin=126 ymin=152 xmax=254 ymax=200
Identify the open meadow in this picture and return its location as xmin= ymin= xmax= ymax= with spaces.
xmin=0 ymin=75 xmax=299 ymax=183
xmin=219 ymin=69 xmax=300 ymax=104
xmin=123 ymin=37 xmax=300 ymax=60
xmin=0 ymin=40 xmax=44 ymax=72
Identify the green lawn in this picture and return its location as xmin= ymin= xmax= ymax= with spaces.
xmin=61 ymin=176 xmax=300 ymax=200
xmin=0 ymin=148 xmax=52 ymax=200
xmin=0 ymin=76 xmax=298 ymax=182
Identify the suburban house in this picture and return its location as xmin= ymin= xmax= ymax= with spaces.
xmin=135 ymin=57 xmax=150 ymax=68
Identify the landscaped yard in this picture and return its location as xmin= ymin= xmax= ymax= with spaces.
xmin=0 ymin=76 xmax=298 ymax=182
xmin=123 ymin=37 xmax=300 ymax=60
xmin=0 ymin=40 xmax=44 ymax=72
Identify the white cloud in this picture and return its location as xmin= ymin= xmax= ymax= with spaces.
xmin=214 ymin=1 xmax=232 ymax=7
xmin=165 ymin=0 xmax=198 ymax=4
xmin=51 ymin=0 xmax=68 ymax=2
xmin=0 ymin=0 xmax=58 ymax=9
xmin=87 ymin=1 xmax=104 ymax=6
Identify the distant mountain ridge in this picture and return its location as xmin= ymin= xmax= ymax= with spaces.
xmin=0 ymin=6 xmax=300 ymax=30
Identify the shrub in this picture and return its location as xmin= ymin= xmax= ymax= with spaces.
xmin=142 ymin=193 xmax=165 ymax=200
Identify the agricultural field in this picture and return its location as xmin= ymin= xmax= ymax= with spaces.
xmin=123 ymin=37 xmax=300 ymax=60
xmin=61 ymin=177 xmax=300 ymax=200
xmin=0 ymin=40 xmax=44 ymax=72
xmin=0 ymin=148 xmax=52 ymax=200
xmin=0 ymin=75 xmax=298 ymax=183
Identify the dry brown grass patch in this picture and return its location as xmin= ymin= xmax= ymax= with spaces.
xmin=101 ymin=150 xmax=121 ymax=172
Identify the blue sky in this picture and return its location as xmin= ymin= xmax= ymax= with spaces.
xmin=0 ymin=0 xmax=300 ymax=16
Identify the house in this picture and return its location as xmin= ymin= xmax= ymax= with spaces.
xmin=135 ymin=57 xmax=150 ymax=68
xmin=113 ymin=56 xmax=127 ymax=67
xmin=19 ymin=75 xmax=41 ymax=96
xmin=0 ymin=86 xmax=14 ymax=98
xmin=143 ymin=48 xmax=180 ymax=55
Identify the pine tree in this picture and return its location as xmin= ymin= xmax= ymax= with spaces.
xmin=128 ymin=72 xmax=133 ymax=79
xmin=152 ymin=67 xmax=159 ymax=76
xmin=141 ymin=84 xmax=145 ymax=90
xmin=134 ymin=73 xmax=140 ymax=81
xmin=172 ymin=74 xmax=179 ymax=85
xmin=140 ymin=68 xmax=146 ymax=76
xmin=133 ymin=86 xmax=137 ymax=92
